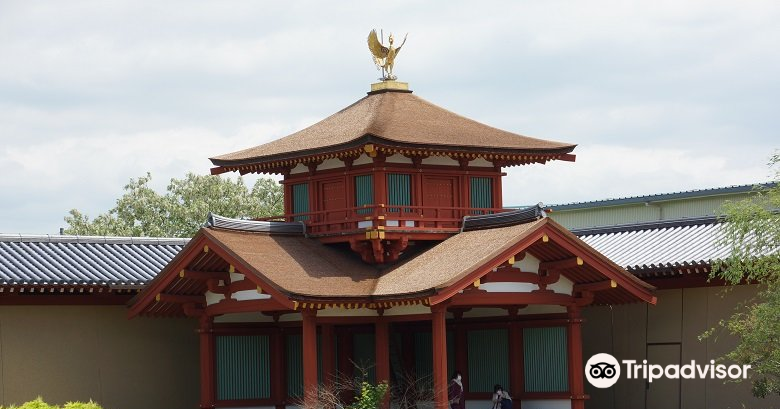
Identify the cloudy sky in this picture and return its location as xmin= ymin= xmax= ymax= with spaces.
xmin=1 ymin=1 xmax=778 ymax=234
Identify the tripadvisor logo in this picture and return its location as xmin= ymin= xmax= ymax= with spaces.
xmin=585 ymin=353 xmax=751 ymax=389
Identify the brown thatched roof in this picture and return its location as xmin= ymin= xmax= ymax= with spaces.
xmin=210 ymin=90 xmax=576 ymax=167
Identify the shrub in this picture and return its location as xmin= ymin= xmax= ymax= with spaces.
xmin=0 ymin=398 xmax=105 ymax=409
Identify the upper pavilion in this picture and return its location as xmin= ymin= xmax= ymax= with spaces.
xmin=209 ymin=82 xmax=577 ymax=263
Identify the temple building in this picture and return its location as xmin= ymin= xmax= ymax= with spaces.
xmin=129 ymin=81 xmax=656 ymax=409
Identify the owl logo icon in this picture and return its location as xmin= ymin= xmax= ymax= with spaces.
xmin=586 ymin=353 xmax=621 ymax=388
xmin=589 ymin=362 xmax=617 ymax=379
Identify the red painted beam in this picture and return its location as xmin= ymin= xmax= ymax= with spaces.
xmin=567 ymin=306 xmax=587 ymax=409
xmin=204 ymin=299 xmax=289 ymax=316
xmin=199 ymin=316 xmax=216 ymax=409
xmin=447 ymin=291 xmax=574 ymax=307
xmin=302 ymin=310 xmax=318 ymax=407
xmin=431 ymin=305 xmax=449 ymax=409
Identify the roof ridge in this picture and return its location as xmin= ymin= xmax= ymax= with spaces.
xmin=0 ymin=233 xmax=190 ymax=245
xmin=571 ymin=216 xmax=720 ymax=236
xmin=547 ymin=182 xmax=775 ymax=210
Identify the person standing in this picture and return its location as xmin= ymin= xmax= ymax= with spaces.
xmin=448 ymin=371 xmax=465 ymax=409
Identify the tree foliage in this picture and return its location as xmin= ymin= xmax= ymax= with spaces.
xmin=64 ymin=172 xmax=283 ymax=238
xmin=708 ymin=152 xmax=780 ymax=397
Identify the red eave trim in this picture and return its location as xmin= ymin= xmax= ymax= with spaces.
xmin=428 ymin=229 xmax=547 ymax=306
xmin=128 ymin=235 xmax=209 ymax=318
xmin=428 ymin=220 xmax=656 ymax=307
xmin=543 ymin=226 xmax=657 ymax=305
xmin=199 ymin=230 xmax=295 ymax=311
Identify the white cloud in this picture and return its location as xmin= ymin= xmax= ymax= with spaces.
xmin=503 ymin=145 xmax=771 ymax=206
xmin=0 ymin=0 xmax=777 ymax=233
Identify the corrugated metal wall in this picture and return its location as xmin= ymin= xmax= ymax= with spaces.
xmin=353 ymin=333 xmax=376 ymax=383
xmin=355 ymin=175 xmax=373 ymax=214
xmin=286 ymin=334 xmax=303 ymax=398
xmin=470 ymin=177 xmax=493 ymax=209
xmin=291 ymin=183 xmax=310 ymax=221
xmin=215 ymin=335 xmax=271 ymax=400
xmin=467 ymin=329 xmax=509 ymax=392
xmin=523 ymin=327 xmax=568 ymax=392
xmin=285 ymin=334 xmax=324 ymax=397
xmin=388 ymin=174 xmax=411 ymax=212
xmin=549 ymin=193 xmax=750 ymax=229
xmin=413 ymin=331 xmax=455 ymax=390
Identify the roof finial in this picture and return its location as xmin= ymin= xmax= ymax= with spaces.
xmin=368 ymin=28 xmax=407 ymax=81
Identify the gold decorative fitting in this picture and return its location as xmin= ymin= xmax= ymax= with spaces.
xmin=203 ymin=245 xmax=209 ymax=253
xmin=542 ymin=234 xmax=549 ymax=243
xmin=228 ymin=265 xmax=235 ymax=273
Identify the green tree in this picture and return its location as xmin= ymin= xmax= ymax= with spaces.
xmin=707 ymin=152 xmax=780 ymax=397
xmin=64 ymin=172 xmax=283 ymax=237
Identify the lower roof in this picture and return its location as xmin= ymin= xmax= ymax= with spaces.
xmin=130 ymin=214 xmax=655 ymax=317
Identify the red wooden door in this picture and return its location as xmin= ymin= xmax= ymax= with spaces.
xmin=422 ymin=176 xmax=459 ymax=227
xmin=320 ymin=179 xmax=347 ymax=230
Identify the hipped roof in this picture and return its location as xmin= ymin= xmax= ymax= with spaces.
xmin=130 ymin=217 xmax=655 ymax=317
xmin=210 ymin=90 xmax=576 ymax=167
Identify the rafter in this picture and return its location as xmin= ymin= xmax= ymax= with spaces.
xmin=155 ymin=293 xmax=205 ymax=304
xmin=539 ymin=256 xmax=583 ymax=271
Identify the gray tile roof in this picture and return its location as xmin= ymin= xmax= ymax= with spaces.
xmin=0 ymin=234 xmax=188 ymax=287
xmin=572 ymin=217 xmax=727 ymax=273
xmin=523 ymin=182 xmax=774 ymax=211
xmin=0 ymin=215 xmax=747 ymax=288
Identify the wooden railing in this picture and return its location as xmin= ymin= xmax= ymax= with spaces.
xmin=257 ymin=204 xmax=511 ymax=236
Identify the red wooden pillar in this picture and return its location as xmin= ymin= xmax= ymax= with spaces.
xmin=509 ymin=320 xmax=524 ymax=397
xmin=321 ymin=324 xmax=336 ymax=390
xmin=432 ymin=305 xmax=449 ymax=409
xmin=198 ymin=315 xmax=216 ymax=409
xmin=271 ymin=327 xmax=286 ymax=409
xmin=375 ymin=319 xmax=391 ymax=409
xmin=302 ymin=309 xmax=319 ymax=407
xmin=567 ymin=306 xmax=586 ymax=409
xmin=374 ymin=153 xmax=388 ymax=205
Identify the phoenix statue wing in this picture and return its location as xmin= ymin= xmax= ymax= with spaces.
xmin=368 ymin=29 xmax=389 ymax=59
xmin=393 ymin=33 xmax=408 ymax=57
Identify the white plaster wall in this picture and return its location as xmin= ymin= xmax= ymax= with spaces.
xmin=547 ymin=276 xmax=574 ymax=295
xmin=516 ymin=253 xmax=541 ymax=273
xmin=317 ymin=158 xmax=345 ymax=171
xmin=520 ymin=399 xmax=570 ymax=409
xmin=518 ymin=305 xmax=567 ymax=315
xmin=386 ymin=153 xmax=413 ymax=164
xmin=465 ymin=400 xmax=492 ymax=409
xmin=469 ymin=157 xmax=494 ymax=167
xmin=316 ymin=307 xmax=378 ymax=317
xmin=230 ymin=290 xmax=271 ymax=301
xmin=205 ymin=290 xmax=225 ymax=306
xmin=383 ymin=304 xmax=431 ymax=316
xmin=422 ymin=156 xmax=459 ymax=166
xmin=214 ymin=312 xmax=275 ymax=323
xmin=462 ymin=307 xmax=508 ymax=318
xmin=279 ymin=313 xmax=302 ymax=322
xmin=289 ymin=163 xmax=307 ymax=174
xmin=353 ymin=153 xmax=373 ymax=166
xmin=481 ymin=282 xmax=539 ymax=293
